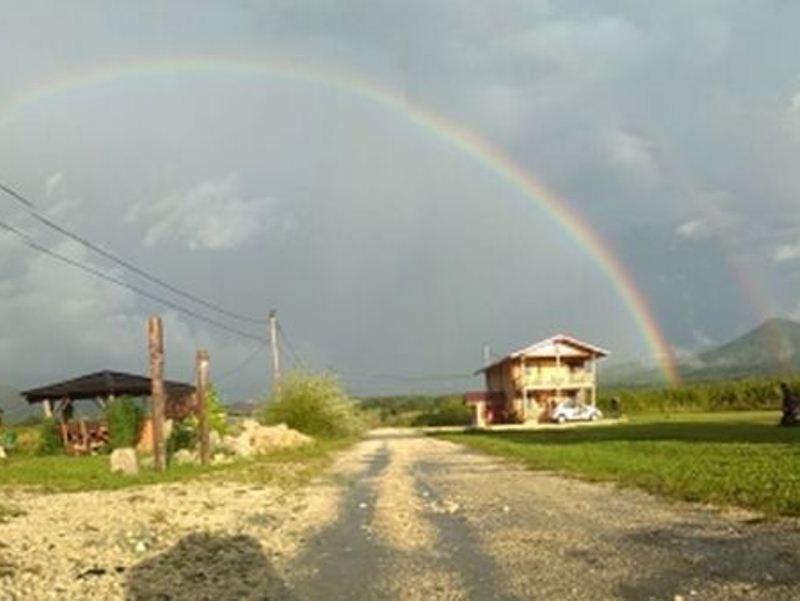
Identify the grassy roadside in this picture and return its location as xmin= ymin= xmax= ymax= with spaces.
xmin=438 ymin=411 xmax=800 ymax=517
xmin=0 ymin=437 xmax=355 ymax=494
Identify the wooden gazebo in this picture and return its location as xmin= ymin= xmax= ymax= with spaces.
xmin=22 ymin=370 xmax=195 ymax=454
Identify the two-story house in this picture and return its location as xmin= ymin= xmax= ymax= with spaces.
xmin=466 ymin=334 xmax=609 ymax=425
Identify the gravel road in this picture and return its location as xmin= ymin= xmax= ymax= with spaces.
xmin=2 ymin=429 xmax=800 ymax=600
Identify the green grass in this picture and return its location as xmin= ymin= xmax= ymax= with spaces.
xmin=439 ymin=411 xmax=800 ymax=517
xmin=0 ymin=438 xmax=354 ymax=493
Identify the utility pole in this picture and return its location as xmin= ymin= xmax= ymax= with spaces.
xmin=268 ymin=309 xmax=281 ymax=399
xmin=195 ymin=348 xmax=210 ymax=466
xmin=148 ymin=315 xmax=166 ymax=472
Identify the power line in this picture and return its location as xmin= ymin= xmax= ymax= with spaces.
xmin=0 ymin=219 xmax=267 ymax=344
xmin=214 ymin=344 xmax=267 ymax=383
xmin=0 ymin=180 xmax=265 ymax=325
xmin=276 ymin=322 xmax=306 ymax=368
xmin=330 ymin=368 xmax=476 ymax=382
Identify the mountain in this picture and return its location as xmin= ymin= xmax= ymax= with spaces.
xmin=599 ymin=361 xmax=666 ymax=388
xmin=602 ymin=318 xmax=800 ymax=387
xmin=694 ymin=318 xmax=800 ymax=376
xmin=0 ymin=383 xmax=35 ymax=424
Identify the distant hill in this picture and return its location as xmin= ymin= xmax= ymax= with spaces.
xmin=0 ymin=383 xmax=35 ymax=425
xmin=600 ymin=361 xmax=665 ymax=388
xmin=602 ymin=318 xmax=800 ymax=388
xmin=693 ymin=318 xmax=800 ymax=377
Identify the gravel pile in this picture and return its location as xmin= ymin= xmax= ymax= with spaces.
xmin=0 ymin=474 xmax=341 ymax=600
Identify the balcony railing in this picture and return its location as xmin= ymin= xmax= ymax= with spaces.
xmin=517 ymin=372 xmax=594 ymax=388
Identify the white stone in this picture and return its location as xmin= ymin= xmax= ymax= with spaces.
xmin=110 ymin=448 xmax=139 ymax=475
xmin=209 ymin=429 xmax=222 ymax=450
xmin=172 ymin=449 xmax=199 ymax=466
xmin=211 ymin=453 xmax=232 ymax=465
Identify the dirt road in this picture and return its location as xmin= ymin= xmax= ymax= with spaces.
xmin=3 ymin=429 xmax=800 ymax=600
xmin=281 ymin=429 xmax=800 ymax=600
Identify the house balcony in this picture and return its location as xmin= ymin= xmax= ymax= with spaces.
xmin=517 ymin=372 xmax=594 ymax=390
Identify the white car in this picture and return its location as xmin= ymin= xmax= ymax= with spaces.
xmin=552 ymin=400 xmax=602 ymax=424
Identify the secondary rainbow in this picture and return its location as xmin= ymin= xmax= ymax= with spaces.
xmin=0 ymin=56 xmax=681 ymax=384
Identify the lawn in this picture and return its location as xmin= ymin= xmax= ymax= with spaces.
xmin=439 ymin=411 xmax=800 ymax=517
xmin=0 ymin=433 xmax=353 ymax=493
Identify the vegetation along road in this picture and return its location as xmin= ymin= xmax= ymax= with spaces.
xmin=5 ymin=426 xmax=800 ymax=600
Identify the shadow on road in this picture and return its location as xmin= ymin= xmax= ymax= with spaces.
xmin=125 ymin=532 xmax=294 ymax=601
xmin=616 ymin=523 xmax=800 ymax=599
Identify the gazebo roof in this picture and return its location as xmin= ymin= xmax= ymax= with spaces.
xmin=21 ymin=370 xmax=195 ymax=403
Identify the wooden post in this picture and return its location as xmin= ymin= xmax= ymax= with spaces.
xmin=148 ymin=315 xmax=166 ymax=472
xmin=195 ymin=348 xmax=210 ymax=466
xmin=42 ymin=399 xmax=53 ymax=419
xmin=268 ymin=310 xmax=281 ymax=399
xmin=590 ymin=356 xmax=597 ymax=406
xmin=555 ymin=342 xmax=562 ymax=404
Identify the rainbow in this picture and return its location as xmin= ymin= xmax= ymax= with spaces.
xmin=0 ymin=56 xmax=680 ymax=384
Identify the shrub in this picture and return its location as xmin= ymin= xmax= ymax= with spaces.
xmin=104 ymin=397 xmax=145 ymax=450
xmin=261 ymin=371 xmax=363 ymax=438
xmin=184 ymin=384 xmax=228 ymax=436
xmin=37 ymin=417 xmax=63 ymax=455
xmin=167 ymin=420 xmax=196 ymax=456
xmin=1 ymin=429 xmax=18 ymax=451
xmin=412 ymin=396 xmax=474 ymax=427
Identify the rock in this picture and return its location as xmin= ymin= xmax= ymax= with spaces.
xmin=0 ymin=446 xmax=7 ymax=460
xmin=223 ymin=422 xmax=312 ymax=458
xmin=241 ymin=418 xmax=261 ymax=433
xmin=172 ymin=449 xmax=199 ymax=466
xmin=110 ymin=448 xmax=139 ymax=475
xmin=209 ymin=429 xmax=222 ymax=450
xmin=231 ymin=435 xmax=255 ymax=459
xmin=211 ymin=453 xmax=232 ymax=466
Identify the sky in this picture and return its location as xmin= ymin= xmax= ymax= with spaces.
xmin=2 ymin=1 xmax=800 ymax=400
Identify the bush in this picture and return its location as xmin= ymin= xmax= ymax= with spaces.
xmin=167 ymin=420 xmax=196 ymax=456
xmin=184 ymin=384 xmax=228 ymax=436
xmin=1 ymin=430 xmax=18 ymax=451
xmin=104 ymin=397 xmax=145 ymax=450
xmin=37 ymin=418 xmax=63 ymax=455
xmin=412 ymin=396 xmax=474 ymax=427
xmin=261 ymin=371 xmax=363 ymax=438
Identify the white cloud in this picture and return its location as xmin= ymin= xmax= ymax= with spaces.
xmin=773 ymin=243 xmax=800 ymax=262
xmin=606 ymin=130 xmax=661 ymax=185
xmin=45 ymin=171 xmax=64 ymax=197
xmin=129 ymin=175 xmax=287 ymax=251
xmin=507 ymin=16 xmax=645 ymax=76
xmin=788 ymin=91 xmax=800 ymax=114
xmin=676 ymin=218 xmax=712 ymax=239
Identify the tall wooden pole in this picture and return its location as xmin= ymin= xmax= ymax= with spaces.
xmin=195 ymin=348 xmax=210 ymax=466
xmin=148 ymin=315 xmax=166 ymax=472
xmin=268 ymin=309 xmax=281 ymax=399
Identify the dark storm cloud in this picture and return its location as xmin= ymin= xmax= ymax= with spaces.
xmin=1 ymin=1 xmax=800 ymax=397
